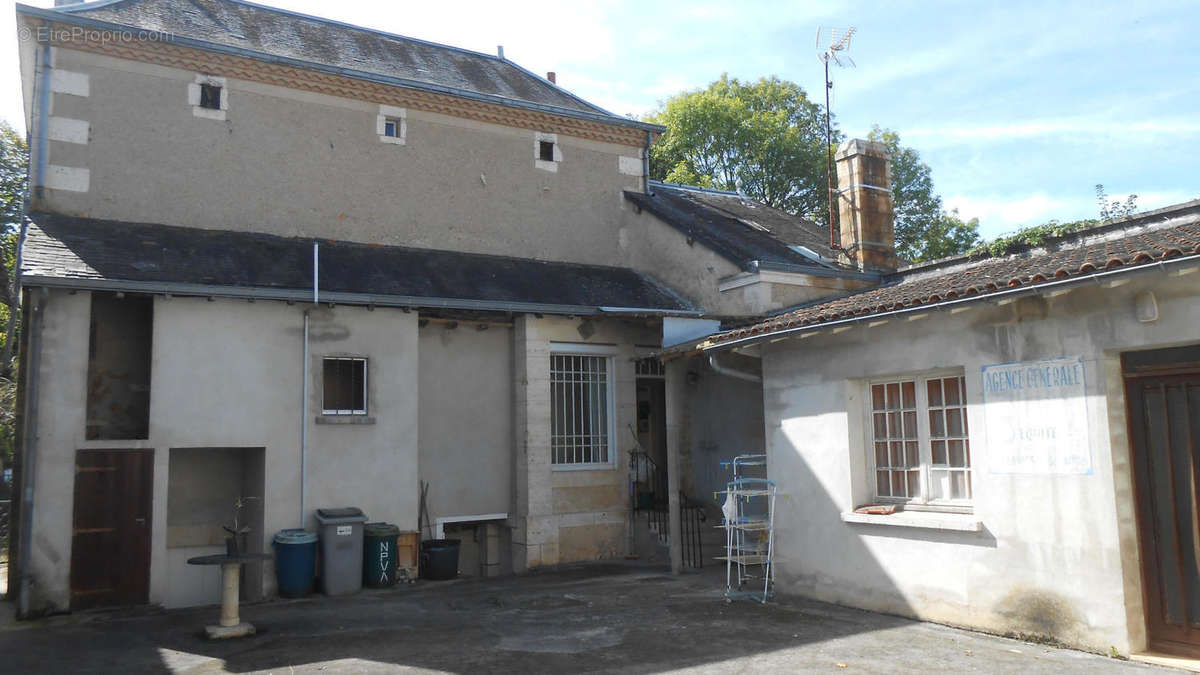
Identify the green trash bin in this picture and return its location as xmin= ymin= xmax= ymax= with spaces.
xmin=363 ymin=522 xmax=401 ymax=588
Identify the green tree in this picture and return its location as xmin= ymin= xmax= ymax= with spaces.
xmin=646 ymin=75 xmax=835 ymax=223
xmin=0 ymin=119 xmax=27 ymax=372
xmin=0 ymin=119 xmax=27 ymax=501
xmin=867 ymin=126 xmax=980 ymax=262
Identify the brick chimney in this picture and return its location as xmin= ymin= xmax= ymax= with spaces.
xmin=835 ymin=139 xmax=896 ymax=273
xmin=546 ymin=72 xmax=557 ymax=84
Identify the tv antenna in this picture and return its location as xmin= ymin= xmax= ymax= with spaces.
xmin=817 ymin=26 xmax=856 ymax=249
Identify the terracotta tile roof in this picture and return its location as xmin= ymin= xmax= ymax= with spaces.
xmin=707 ymin=203 xmax=1200 ymax=347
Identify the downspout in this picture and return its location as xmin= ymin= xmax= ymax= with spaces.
xmin=17 ymin=289 xmax=46 ymax=618
xmin=33 ymin=28 xmax=51 ymax=200
xmin=300 ymin=242 xmax=318 ymax=527
xmin=643 ymin=130 xmax=652 ymax=194
xmin=708 ymin=353 xmax=761 ymax=383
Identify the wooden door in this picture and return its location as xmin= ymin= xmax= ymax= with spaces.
xmin=70 ymin=450 xmax=153 ymax=610
xmin=1125 ymin=349 xmax=1200 ymax=654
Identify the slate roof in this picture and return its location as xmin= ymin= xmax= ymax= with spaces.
xmin=706 ymin=200 xmax=1200 ymax=347
xmin=21 ymin=212 xmax=695 ymax=315
xmin=34 ymin=0 xmax=652 ymax=128
xmin=624 ymin=182 xmax=850 ymax=274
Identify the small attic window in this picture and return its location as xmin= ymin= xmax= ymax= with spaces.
xmin=534 ymin=132 xmax=559 ymax=172
xmin=199 ymin=83 xmax=222 ymax=110
xmin=383 ymin=118 xmax=401 ymax=138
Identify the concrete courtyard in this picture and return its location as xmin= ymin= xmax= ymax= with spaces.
xmin=0 ymin=562 xmax=1178 ymax=674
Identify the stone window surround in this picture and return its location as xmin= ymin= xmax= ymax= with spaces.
xmin=534 ymin=131 xmax=562 ymax=172
xmin=187 ymin=74 xmax=228 ymax=120
xmin=549 ymin=342 xmax=617 ymax=471
xmin=376 ymin=104 xmax=407 ymax=145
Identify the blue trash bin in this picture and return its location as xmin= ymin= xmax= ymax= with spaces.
xmin=274 ymin=529 xmax=318 ymax=597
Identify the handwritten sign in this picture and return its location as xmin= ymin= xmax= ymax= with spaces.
xmin=982 ymin=357 xmax=1091 ymax=474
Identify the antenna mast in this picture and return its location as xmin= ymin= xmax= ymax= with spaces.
xmin=818 ymin=26 xmax=856 ymax=250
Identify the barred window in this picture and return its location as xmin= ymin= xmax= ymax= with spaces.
xmin=323 ymin=357 xmax=367 ymax=415
xmin=870 ymin=373 xmax=971 ymax=505
xmin=551 ymin=352 xmax=613 ymax=466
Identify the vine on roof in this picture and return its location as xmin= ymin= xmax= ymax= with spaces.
xmin=968 ymin=185 xmax=1136 ymax=258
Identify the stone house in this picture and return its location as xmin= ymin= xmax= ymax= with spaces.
xmin=679 ymin=193 xmax=1200 ymax=656
xmin=10 ymin=0 xmax=1200 ymax=663
xmin=8 ymin=0 xmax=864 ymax=616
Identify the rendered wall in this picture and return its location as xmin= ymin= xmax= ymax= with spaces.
xmin=758 ymin=270 xmax=1200 ymax=653
xmin=35 ymin=47 xmax=646 ymax=268
xmin=418 ymin=322 xmax=513 ymax=525
xmin=685 ymin=359 xmax=766 ymax=510
xmin=23 ymin=292 xmax=419 ymax=612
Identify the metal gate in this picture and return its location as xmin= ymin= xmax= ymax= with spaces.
xmin=1124 ymin=346 xmax=1200 ymax=655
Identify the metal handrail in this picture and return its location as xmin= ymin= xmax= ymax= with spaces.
xmin=629 ymin=450 xmax=704 ymax=568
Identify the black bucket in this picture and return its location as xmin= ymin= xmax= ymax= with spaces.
xmin=420 ymin=538 xmax=461 ymax=580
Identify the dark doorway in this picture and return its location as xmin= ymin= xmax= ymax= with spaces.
xmin=86 ymin=293 xmax=153 ymax=440
xmin=636 ymin=378 xmax=667 ymax=469
xmin=70 ymin=450 xmax=153 ymax=610
xmin=1124 ymin=344 xmax=1200 ymax=655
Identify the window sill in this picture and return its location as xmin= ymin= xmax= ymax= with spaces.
xmin=315 ymin=415 xmax=376 ymax=425
xmin=551 ymin=463 xmax=615 ymax=472
xmin=840 ymin=510 xmax=982 ymax=532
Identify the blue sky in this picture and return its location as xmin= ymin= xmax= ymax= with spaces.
xmin=2 ymin=0 xmax=1197 ymax=238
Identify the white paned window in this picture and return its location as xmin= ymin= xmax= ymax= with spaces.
xmin=869 ymin=373 xmax=971 ymax=506
xmin=551 ymin=348 xmax=615 ymax=467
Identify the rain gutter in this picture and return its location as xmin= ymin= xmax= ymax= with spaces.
xmin=18 ymin=276 xmax=703 ymax=317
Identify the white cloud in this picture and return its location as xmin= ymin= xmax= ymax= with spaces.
xmin=945 ymin=189 xmax=1200 ymax=239
xmin=945 ymin=193 xmax=1078 ymax=234
xmin=904 ymin=119 xmax=1200 ymax=144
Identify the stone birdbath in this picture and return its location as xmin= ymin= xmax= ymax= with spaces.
xmin=186 ymin=551 xmax=271 ymax=639
xmin=186 ymin=497 xmax=270 ymax=639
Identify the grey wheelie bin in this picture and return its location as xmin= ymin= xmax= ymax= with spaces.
xmin=314 ymin=507 xmax=369 ymax=595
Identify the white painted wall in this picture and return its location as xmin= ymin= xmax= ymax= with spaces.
xmin=756 ymin=270 xmax=1200 ymax=653
xmin=25 ymin=293 xmax=420 ymax=612
xmin=418 ymin=322 xmax=513 ymax=524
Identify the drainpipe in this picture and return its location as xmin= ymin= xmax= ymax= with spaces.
xmin=300 ymin=243 xmax=318 ymax=527
xmin=33 ymin=29 xmax=51 ymax=199
xmin=708 ymin=353 xmax=761 ymax=383
xmin=643 ymin=130 xmax=652 ymax=194
xmin=300 ymin=310 xmax=309 ymax=528
xmin=17 ymin=289 xmax=47 ymax=618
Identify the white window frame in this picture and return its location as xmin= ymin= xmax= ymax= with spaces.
xmin=187 ymin=74 xmax=228 ymax=121
xmin=864 ymin=368 xmax=973 ymax=512
xmin=377 ymin=104 xmax=407 ymax=145
xmin=322 ymin=356 xmax=368 ymax=416
xmin=550 ymin=342 xmax=617 ymax=471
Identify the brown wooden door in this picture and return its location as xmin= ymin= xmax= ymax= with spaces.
xmin=1126 ymin=363 xmax=1200 ymax=654
xmin=70 ymin=450 xmax=153 ymax=610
